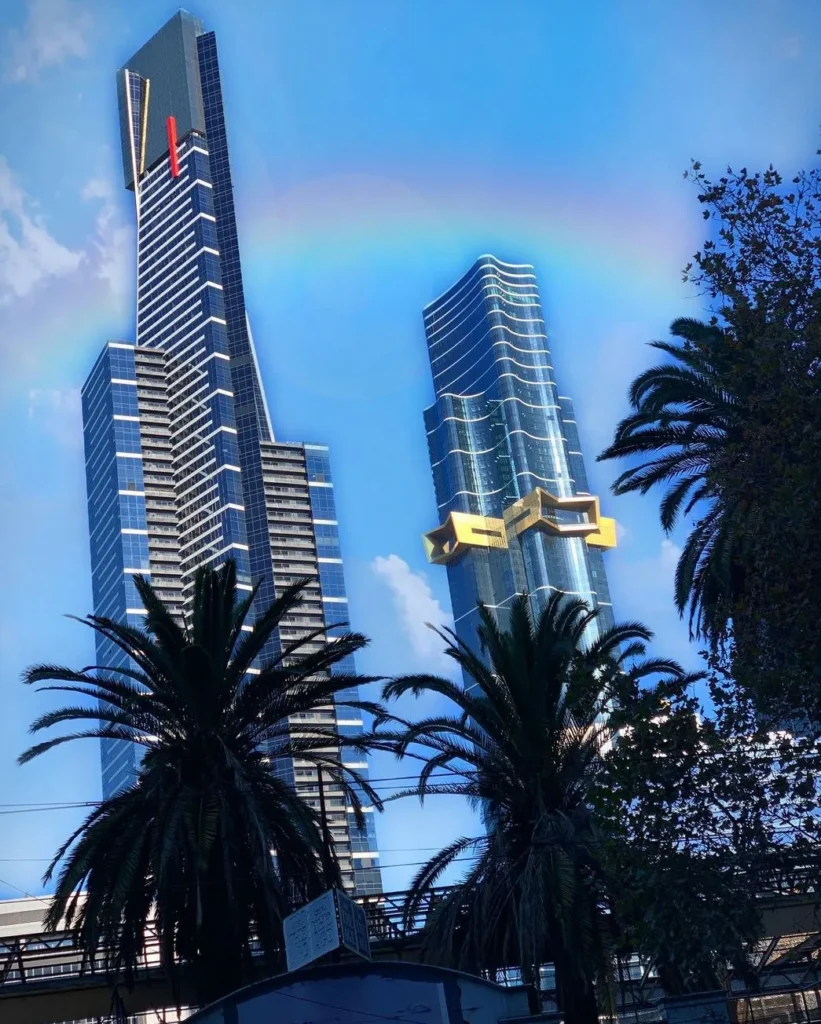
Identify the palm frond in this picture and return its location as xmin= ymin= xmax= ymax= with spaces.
xmin=19 ymin=559 xmax=386 ymax=1005
xmin=379 ymin=590 xmax=682 ymax=1011
xmin=599 ymin=318 xmax=747 ymax=640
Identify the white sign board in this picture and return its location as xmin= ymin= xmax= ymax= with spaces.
xmin=336 ymin=886 xmax=372 ymax=961
xmin=283 ymin=888 xmax=372 ymax=972
xmin=283 ymin=889 xmax=339 ymax=972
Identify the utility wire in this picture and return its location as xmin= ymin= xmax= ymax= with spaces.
xmin=272 ymin=985 xmax=448 ymax=1024
xmin=0 ymin=857 xmax=482 ymax=899
xmin=0 ymin=874 xmax=53 ymax=907
xmin=0 ymin=770 xmax=471 ymax=815
xmin=0 ymin=803 xmax=100 ymax=815
xmin=0 ymin=847 xmax=457 ymax=863
xmin=0 ymin=857 xmax=479 ymax=874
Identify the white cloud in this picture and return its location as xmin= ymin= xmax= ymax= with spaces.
xmin=4 ymin=0 xmax=92 ymax=83
xmin=0 ymin=156 xmax=82 ymax=303
xmin=82 ymin=175 xmax=132 ymax=304
xmin=658 ymin=538 xmax=681 ymax=576
xmin=80 ymin=177 xmax=109 ymax=202
xmin=372 ymin=555 xmax=453 ymax=669
xmin=27 ymin=387 xmax=82 ymax=447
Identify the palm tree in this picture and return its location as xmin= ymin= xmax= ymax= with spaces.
xmin=20 ymin=560 xmax=381 ymax=1005
xmin=598 ymin=317 xmax=748 ymax=641
xmin=373 ymin=593 xmax=694 ymax=1024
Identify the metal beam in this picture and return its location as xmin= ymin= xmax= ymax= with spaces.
xmin=1 ymin=886 xmax=819 ymax=1024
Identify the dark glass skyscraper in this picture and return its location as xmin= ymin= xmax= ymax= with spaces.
xmin=422 ymin=255 xmax=616 ymax=673
xmin=80 ymin=11 xmax=381 ymax=893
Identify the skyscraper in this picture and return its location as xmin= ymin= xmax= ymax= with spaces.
xmin=81 ymin=11 xmax=381 ymax=894
xmin=422 ymin=255 xmax=616 ymax=673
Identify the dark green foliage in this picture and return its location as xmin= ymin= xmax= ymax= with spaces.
xmin=598 ymin=316 xmax=748 ymax=642
xmin=705 ymin=304 xmax=821 ymax=725
xmin=598 ymin=666 xmax=821 ymax=993
xmin=372 ymin=594 xmax=696 ymax=1024
xmin=684 ymin=158 xmax=821 ymax=326
xmin=601 ymin=154 xmax=821 ymax=725
xmin=596 ymin=677 xmax=770 ymax=995
xmin=20 ymin=560 xmax=381 ymax=1005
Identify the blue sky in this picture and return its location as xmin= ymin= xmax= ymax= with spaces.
xmin=1 ymin=0 xmax=820 ymax=901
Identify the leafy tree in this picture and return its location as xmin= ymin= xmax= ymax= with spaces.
xmin=684 ymin=157 xmax=821 ymax=325
xmin=600 ymin=154 xmax=821 ymax=725
xmin=596 ymin=667 xmax=821 ymax=995
xmin=20 ymin=561 xmax=381 ymax=1005
xmin=372 ymin=593 xmax=695 ymax=1024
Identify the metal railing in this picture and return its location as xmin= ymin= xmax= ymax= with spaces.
xmin=0 ymin=887 xmax=449 ymax=992
xmin=1 ymin=870 xmax=818 ymax=998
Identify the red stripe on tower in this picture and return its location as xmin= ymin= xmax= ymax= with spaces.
xmin=166 ymin=116 xmax=180 ymax=178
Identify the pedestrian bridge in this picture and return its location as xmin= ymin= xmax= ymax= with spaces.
xmin=1 ymin=882 xmax=819 ymax=1024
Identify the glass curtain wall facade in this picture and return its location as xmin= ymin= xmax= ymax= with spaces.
xmin=422 ymin=255 xmax=616 ymax=678
xmin=81 ymin=11 xmax=381 ymax=893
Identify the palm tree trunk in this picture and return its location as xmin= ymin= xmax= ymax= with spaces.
xmin=196 ymin=861 xmax=246 ymax=1005
xmin=521 ymin=961 xmax=542 ymax=1015
xmin=555 ymin=962 xmax=600 ymax=1024
xmin=563 ymin=985 xmax=600 ymax=1024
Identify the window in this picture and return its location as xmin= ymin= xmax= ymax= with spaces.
xmin=319 ymin=562 xmax=346 ymax=599
xmin=310 ymin=487 xmax=337 ymax=520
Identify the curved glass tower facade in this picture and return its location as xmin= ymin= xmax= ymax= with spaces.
xmin=81 ymin=11 xmax=381 ymax=893
xmin=423 ymin=255 xmax=615 ymax=667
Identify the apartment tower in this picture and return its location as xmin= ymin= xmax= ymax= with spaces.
xmin=422 ymin=255 xmax=616 ymax=677
xmin=81 ymin=11 xmax=381 ymax=893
